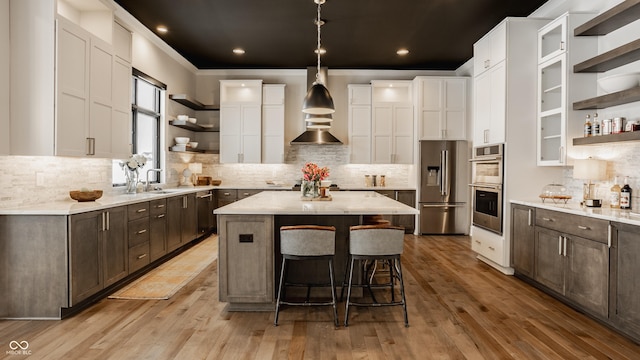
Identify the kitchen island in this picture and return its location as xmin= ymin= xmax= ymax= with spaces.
xmin=214 ymin=190 xmax=419 ymax=311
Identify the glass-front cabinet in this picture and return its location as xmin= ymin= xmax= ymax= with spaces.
xmin=536 ymin=13 xmax=597 ymax=166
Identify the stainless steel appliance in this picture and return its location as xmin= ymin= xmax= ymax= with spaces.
xmin=419 ymin=140 xmax=468 ymax=234
xmin=470 ymin=144 xmax=503 ymax=234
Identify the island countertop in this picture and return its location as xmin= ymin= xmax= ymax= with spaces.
xmin=214 ymin=190 xmax=419 ymax=215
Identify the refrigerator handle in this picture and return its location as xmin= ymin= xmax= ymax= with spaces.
xmin=440 ymin=150 xmax=449 ymax=196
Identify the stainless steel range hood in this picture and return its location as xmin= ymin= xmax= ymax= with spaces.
xmin=290 ymin=67 xmax=343 ymax=145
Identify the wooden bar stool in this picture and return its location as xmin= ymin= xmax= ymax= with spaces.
xmin=344 ymin=224 xmax=408 ymax=327
xmin=274 ymin=225 xmax=339 ymax=327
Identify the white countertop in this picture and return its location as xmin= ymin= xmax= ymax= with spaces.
xmin=214 ymin=191 xmax=420 ymax=216
xmin=511 ymin=199 xmax=640 ymax=227
xmin=0 ymin=186 xmax=215 ymax=216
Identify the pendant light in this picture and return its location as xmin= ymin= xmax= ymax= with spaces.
xmin=302 ymin=0 xmax=335 ymax=115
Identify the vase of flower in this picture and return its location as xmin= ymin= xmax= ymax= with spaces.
xmin=301 ymin=179 xmax=320 ymax=198
xmin=300 ymin=162 xmax=329 ymax=199
xmin=125 ymin=168 xmax=138 ymax=194
xmin=121 ymin=154 xmax=147 ymax=194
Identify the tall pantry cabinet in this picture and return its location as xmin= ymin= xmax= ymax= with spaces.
xmin=471 ymin=17 xmax=565 ymax=274
xmin=219 ymin=80 xmax=263 ymax=164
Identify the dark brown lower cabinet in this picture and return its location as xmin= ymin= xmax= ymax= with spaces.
xmin=609 ymin=221 xmax=640 ymax=340
xmin=511 ymin=204 xmax=535 ymax=278
xmin=69 ymin=206 xmax=127 ymax=305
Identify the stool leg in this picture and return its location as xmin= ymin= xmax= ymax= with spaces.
xmin=274 ymin=257 xmax=287 ymax=326
xmin=396 ymin=257 xmax=409 ymax=327
xmin=344 ymin=257 xmax=355 ymax=327
xmin=328 ymin=258 xmax=339 ymax=328
xmin=389 ymin=259 xmax=396 ymax=303
xmin=340 ymin=255 xmax=350 ymax=301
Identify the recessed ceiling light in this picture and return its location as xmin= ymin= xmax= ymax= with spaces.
xmin=314 ymin=48 xmax=327 ymax=55
xmin=396 ymin=49 xmax=409 ymax=55
xmin=233 ymin=48 xmax=245 ymax=55
xmin=156 ymin=25 xmax=168 ymax=34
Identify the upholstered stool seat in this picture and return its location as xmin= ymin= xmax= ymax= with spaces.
xmin=344 ymin=224 xmax=408 ymax=327
xmin=274 ymin=225 xmax=338 ymax=327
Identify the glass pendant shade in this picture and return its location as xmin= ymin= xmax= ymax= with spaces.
xmin=302 ymin=82 xmax=335 ymax=114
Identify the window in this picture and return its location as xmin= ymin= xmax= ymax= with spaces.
xmin=112 ymin=69 xmax=166 ymax=186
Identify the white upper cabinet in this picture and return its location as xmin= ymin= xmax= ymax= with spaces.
xmin=348 ymin=84 xmax=372 ymax=164
xmin=219 ymin=80 xmax=263 ymax=164
xmin=261 ymin=84 xmax=285 ymax=164
xmin=473 ymin=62 xmax=506 ymax=145
xmin=415 ymin=76 xmax=468 ymax=140
xmin=370 ymin=80 xmax=414 ymax=164
xmin=473 ymin=22 xmax=507 ymax=77
xmin=56 ymin=16 xmax=131 ymax=158
xmin=536 ymin=13 xmax=597 ymax=166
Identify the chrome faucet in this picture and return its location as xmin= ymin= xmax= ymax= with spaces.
xmin=145 ymin=169 xmax=163 ymax=191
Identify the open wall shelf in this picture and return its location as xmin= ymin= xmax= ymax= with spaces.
xmin=573 ymin=131 xmax=640 ymax=145
xmin=574 ymin=0 xmax=640 ymax=36
xmin=169 ymin=94 xmax=219 ymax=111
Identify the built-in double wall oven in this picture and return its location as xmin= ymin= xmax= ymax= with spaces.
xmin=470 ymin=144 xmax=503 ymax=234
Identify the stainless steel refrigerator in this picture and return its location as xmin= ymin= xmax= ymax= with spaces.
xmin=419 ymin=140 xmax=469 ymax=234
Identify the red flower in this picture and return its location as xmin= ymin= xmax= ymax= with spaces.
xmin=301 ymin=162 xmax=329 ymax=181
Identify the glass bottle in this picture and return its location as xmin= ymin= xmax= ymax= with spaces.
xmin=583 ymin=114 xmax=592 ymax=137
xmin=620 ymin=176 xmax=632 ymax=210
xmin=610 ymin=176 xmax=621 ymax=209
xmin=592 ymin=112 xmax=600 ymax=136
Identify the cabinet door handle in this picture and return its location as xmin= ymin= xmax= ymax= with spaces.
xmin=137 ymin=229 xmax=147 ymax=234
xmin=483 ymin=129 xmax=489 ymax=143
xmin=488 ymin=246 xmax=495 ymax=251
xmin=475 ymin=240 xmax=481 ymax=244
xmin=137 ymin=253 xmax=147 ymax=260
xmin=106 ymin=211 xmax=110 ymax=231
xmin=559 ymin=146 xmax=564 ymax=163
xmin=527 ymin=209 xmax=532 ymax=226
xmin=577 ymin=225 xmax=589 ymax=230
xmin=563 ymin=236 xmax=567 ymax=257
xmin=102 ymin=212 xmax=106 ymax=232
xmin=558 ymin=236 xmax=563 ymax=255
xmin=608 ymin=224 xmax=612 ymax=248
xmin=560 ymin=41 xmax=565 ymax=50
xmin=542 ymin=217 xmax=553 ymax=222
xmin=137 ymin=208 xmax=147 ymax=213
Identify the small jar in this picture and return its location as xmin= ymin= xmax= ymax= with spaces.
xmin=613 ymin=117 xmax=625 ymax=134
xmin=601 ymin=119 xmax=612 ymax=135
xmin=379 ymin=175 xmax=386 ymax=187
xmin=364 ymin=175 xmax=372 ymax=187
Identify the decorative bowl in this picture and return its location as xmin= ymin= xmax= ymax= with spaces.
xmin=70 ymin=190 xmax=103 ymax=202
xmin=175 ymin=137 xmax=190 ymax=144
xmin=177 ymin=115 xmax=189 ymax=121
xmin=598 ymin=73 xmax=640 ymax=93
xmin=188 ymin=141 xmax=198 ymax=148
xmin=211 ymin=179 xmax=222 ymax=186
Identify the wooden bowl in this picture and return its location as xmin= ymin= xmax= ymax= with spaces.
xmin=211 ymin=179 xmax=222 ymax=186
xmin=70 ymin=190 xmax=103 ymax=202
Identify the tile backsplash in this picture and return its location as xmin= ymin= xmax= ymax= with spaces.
xmin=2 ymin=141 xmax=637 ymax=210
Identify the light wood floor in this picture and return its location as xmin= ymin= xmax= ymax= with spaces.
xmin=2 ymin=234 xmax=640 ymax=359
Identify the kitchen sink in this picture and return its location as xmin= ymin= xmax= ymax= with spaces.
xmin=149 ymin=189 xmax=181 ymax=194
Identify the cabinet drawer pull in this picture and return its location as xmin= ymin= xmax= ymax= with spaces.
xmin=488 ymin=246 xmax=495 ymax=251
xmin=577 ymin=225 xmax=590 ymax=230
xmin=475 ymin=240 xmax=481 ymax=244
xmin=137 ymin=229 xmax=147 ymax=234
xmin=542 ymin=217 xmax=553 ymax=222
xmin=137 ymin=208 xmax=147 ymax=213
xmin=137 ymin=254 xmax=147 ymax=260
xmin=156 ymin=204 xmax=165 ymax=208
xmin=242 ymin=193 xmax=250 ymax=196
xmin=156 ymin=214 xmax=165 ymax=219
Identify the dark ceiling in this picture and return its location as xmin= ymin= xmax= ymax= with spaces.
xmin=114 ymin=0 xmax=549 ymax=70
